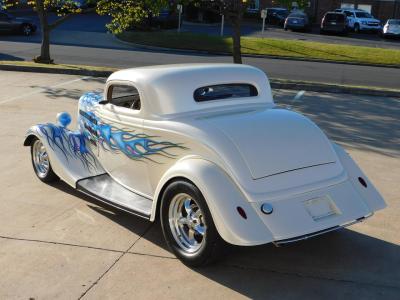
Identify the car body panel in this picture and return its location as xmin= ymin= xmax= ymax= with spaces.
xmin=24 ymin=64 xmax=387 ymax=246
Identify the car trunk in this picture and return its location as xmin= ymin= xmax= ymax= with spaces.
xmin=206 ymin=108 xmax=337 ymax=180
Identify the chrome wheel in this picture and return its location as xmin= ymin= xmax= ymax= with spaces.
xmin=32 ymin=139 xmax=50 ymax=178
xmin=168 ymin=193 xmax=207 ymax=253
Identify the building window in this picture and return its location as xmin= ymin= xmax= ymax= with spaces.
xmin=248 ymin=0 xmax=260 ymax=10
xmin=341 ymin=3 xmax=355 ymax=9
xmin=358 ymin=4 xmax=372 ymax=13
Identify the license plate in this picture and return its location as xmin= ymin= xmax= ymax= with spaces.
xmin=331 ymin=22 xmax=336 ymax=25
xmin=304 ymin=196 xmax=340 ymax=221
xmin=293 ymin=20 xmax=298 ymax=24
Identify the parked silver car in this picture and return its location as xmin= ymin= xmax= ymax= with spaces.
xmin=382 ymin=19 xmax=400 ymax=38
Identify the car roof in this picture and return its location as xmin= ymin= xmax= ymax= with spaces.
xmin=107 ymin=64 xmax=273 ymax=117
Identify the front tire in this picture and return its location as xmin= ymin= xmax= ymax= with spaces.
xmin=160 ymin=180 xmax=224 ymax=267
xmin=31 ymin=138 xmax=59 ymax=183
xmin=354 ymin=23 xmax=360 ymax=33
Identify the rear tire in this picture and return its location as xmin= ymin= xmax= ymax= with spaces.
xmin=160 ymin=180 xmax=224 ymax=267
xmin=21 ymin=24 xmax=33 ymax=36
xmin=31 ymin=138 xmax=59 ymax=183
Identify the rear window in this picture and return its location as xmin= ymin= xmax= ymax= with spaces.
xmin=194 ymin=84 xmax=258 ymax=102
xmin=325 ymin=13 xmax=345 ymax=21
xmin=289 ymin=13 xmax=305 ymax=18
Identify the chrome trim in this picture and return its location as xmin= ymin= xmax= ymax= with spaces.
xmin=273 ymin=213 xmax=373 ymax=247
xmin=168 ymin=193 xmax=206 ymax=253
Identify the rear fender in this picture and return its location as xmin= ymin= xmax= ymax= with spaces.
xmin=24 ymin=124 xmax=104 ymax=187
xmin=152 ymin=157 xmax=274 ymax=246
xmin=333 ymin=143 xmax=386 ymax=211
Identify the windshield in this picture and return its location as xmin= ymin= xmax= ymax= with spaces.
xmin=355 ymin=12 xmax=372 ymax=18
xmin=388 ymin=19 xmax=400 ymax=25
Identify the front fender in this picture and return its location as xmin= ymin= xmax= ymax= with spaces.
xmin=152 ymin=157 xmax=274 ymax=246
xmin=24 ymin=124 xmax=104 ymax=187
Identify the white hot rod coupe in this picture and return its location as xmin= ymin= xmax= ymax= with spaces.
xmin=24 ymin=64 xmax=386 ymax=266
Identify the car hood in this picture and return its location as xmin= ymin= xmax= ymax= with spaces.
xmin=205 ymin=108 xmax=337 ymax=180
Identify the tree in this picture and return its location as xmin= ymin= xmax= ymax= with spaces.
xmin=202 ymin=0 xmax=248 ymax=64
xmin=3 ymin=0 xmax=88 ymax=63
xmin=96 ymin=0 xmax=169 ymax=34
xmin=97 ymin=0 xmax=248 ymax=64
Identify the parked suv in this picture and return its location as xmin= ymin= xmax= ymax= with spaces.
xmin=334 ymin=8 xmax=381 ymax=32
xmin=320 ymin=12 xmax=348 ymax=35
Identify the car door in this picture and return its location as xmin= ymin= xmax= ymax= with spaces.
xmin=94 ymin=81 xmax=153 ymax=198
xmin=345 ymin=11 xmax=355 ymax=28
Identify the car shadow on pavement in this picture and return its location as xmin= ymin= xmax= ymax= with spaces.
xmin=51 ymin=180 xmax=400 ymax=298
xmin=0 ymin=53 xmax=25 ymax=61
xmin=275 ymin=91 xmax=400 ymax=158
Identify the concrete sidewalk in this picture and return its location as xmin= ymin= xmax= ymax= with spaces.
xmin=0 ymin=71 xmax=399 ymax=299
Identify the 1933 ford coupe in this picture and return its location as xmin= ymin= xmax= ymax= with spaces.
xmin=24 ymin=64 xmax=386 ymax=266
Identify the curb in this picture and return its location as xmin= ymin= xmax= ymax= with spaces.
xmin=1 ymin=63 xmax=399 ymax=98
xmin=0 ymin=64 xmax=113 ymax=77
xmin=114 ymin=36 xmax=400 ymax=70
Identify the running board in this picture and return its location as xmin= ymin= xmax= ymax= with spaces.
xmin=76 ymin=174 xmax=153 ymax=219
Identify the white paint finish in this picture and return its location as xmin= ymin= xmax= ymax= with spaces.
xmin=205 ymin=108 xmax=337 ymax=179
xmin=25 ymin=64 xmax=387 ymax=246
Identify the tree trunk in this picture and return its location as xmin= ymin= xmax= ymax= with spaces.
xmin=231 ymin=16 xmax=242 ymax=64
xmin=35 ymin=0 xmax=53 ymax=63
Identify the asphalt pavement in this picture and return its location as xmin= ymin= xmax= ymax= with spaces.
xmin=0 ymin=71 xmax=399 ymax=299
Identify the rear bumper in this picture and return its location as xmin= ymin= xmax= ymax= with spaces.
xmin=322 ymin=25 xmax=346 ymax=32
xmin=286 ymin=24 xmax=306 ymax=30
xmin=273 ymin=213 xmax=372 ymax=246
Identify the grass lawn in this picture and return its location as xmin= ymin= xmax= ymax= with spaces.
xmin=119 ymin=31 xmax=400 ymax=67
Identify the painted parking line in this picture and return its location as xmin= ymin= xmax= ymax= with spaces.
xmin=0 ymin=76 xmax=90 ymax=105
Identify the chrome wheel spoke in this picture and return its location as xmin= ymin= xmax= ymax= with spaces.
xmin=177 ymin=217 xmax=188 ymax=225
xmin=193 ymin=224 xmax=206 ymax=236
xmin=184 ymin=198 xmax=192 ymax=215
xmin=188 ymin=228 xmax=196 ymax=243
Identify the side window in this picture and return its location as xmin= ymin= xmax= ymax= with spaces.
xmin=107 ymin=84 xmax=141 ymax=110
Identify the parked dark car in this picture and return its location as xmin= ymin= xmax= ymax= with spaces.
xmin=131 ymin=9 xmax=180 ymax=30
xmin=320 ymin=12 xmax=348 ymax=35
xmin=284 ymin=12 xmax=311 ymax=32
xmin=0 ymin=12 xmax=36 ymax=35
xmin=382 ymin=19 xmax=400 ymax=38
xmin=265 ymin=8 xmax=289 ymax=27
